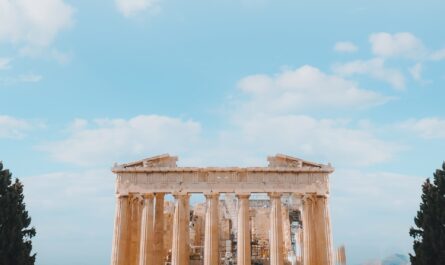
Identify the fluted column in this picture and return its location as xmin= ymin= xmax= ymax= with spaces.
xmin=153 ymin=193 xmax=165 ymax=265
xmin=282 ymin=205 xmax=292 ymax=258
xmin=127 ymin=194 xmax=143 ymax=265
xmin=269 ymin=192 xmax=284 ymax=265
xmin=236 ymin=193 xmax=251 ymax=265
xmin=139 ymin=193 xmax=155 ymax=265
xmin=171 ymin=193 xmax=190 ymax=265
xmin=302 ymin=195 xmax=334 ymax=265
xmin=203 ymin=192 xmax=219 ymax=265
xmin=303 ymin=195 xmax=315 ymax=265
xmin=111 ymin=195 xmax=129 ymax=265
xmin=315 ymin=195 xmax=333 ymax=265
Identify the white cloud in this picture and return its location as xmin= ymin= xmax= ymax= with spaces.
xmin=334 ymin=41 xmax=358 ymax=53
xmin=333 ymin=58 xmax=405 ymax=89
xmin=225 ymin=114 xmax=398 ymax=166
xmin=399 ymin=117 xmax=445 ymax=139
xmin=0 ymin=115 xmax=39 ymax=139
xmin=0 ymin=57 xmax=11 ymax=69
xmin=409 ymin=63 xmax=422 ymax=81
xmin=18 ymin=73 xmax=43 ymax=82
xmin=21 ymin=169 xmax=115 ymax=264
xmin=237 ymin=65 xmax=387 ymax=114
xmin=331 ymin=169 xmax=424 ymax=264
xmin=115 ymin=0 xmax=160 ymax=17
xmin=40 ymin=115 xmax=202 ymax=166
xmin=369 ymin=32 xmax=427 ymax=59
xmin=23 ymin=169 xmax=113 ymax=211
xmin=430 ymin=48 xmax=445 ymax=61
xmin=0 ymin=0 xmax=74 ymax=47
xmin=0 ymin=73 xmax=43 ymax=84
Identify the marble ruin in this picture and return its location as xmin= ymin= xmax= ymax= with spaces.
xmin=110 ymin=154 xmax=335 ymax=265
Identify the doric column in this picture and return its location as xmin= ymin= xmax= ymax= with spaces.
xmin=269 ymin=192 xmax=284 ymax=265
xmin=282 ymin=205 xmax=292 ymax=258
xmin=153 ymin=193 xmax=165 ymax=265
xmin=316 ymin=195 xmax=333 ymax=265
xmin=171 ymin=193 xmax=190 ymax=265
xmin=302 ymin=195 xmax=334 ymax=265
xmin=303 ymin=195 xmax=315 ymax=265
xmin=128 ymin=194 xmax=143 ymax=265
xmin=203 ymin=192 xmax=219 ymax=265
xmin=236 ymin=193 xmax=251 ymax=265
xmin=111 ymin=195 xmax=129 ymax=265
xmin=139 ymin=193 xmax=155 ymax=265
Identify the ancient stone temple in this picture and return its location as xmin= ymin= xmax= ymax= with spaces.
xmin=110 ymin=154 xmax=335 ymax=265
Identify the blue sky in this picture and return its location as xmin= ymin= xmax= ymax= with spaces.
xmin=1 ymin=0 xmax=445 ymax=264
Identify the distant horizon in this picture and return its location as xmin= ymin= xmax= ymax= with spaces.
xmin=1 ymin=0 xmax=444 ymax=264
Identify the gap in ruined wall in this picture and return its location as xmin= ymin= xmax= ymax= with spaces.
xmin=160 ymin=193 xmax=303 ymax=265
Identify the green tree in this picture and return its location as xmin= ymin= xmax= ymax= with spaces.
xmin=409 ymin=161 xmax=445 ymax=265
xmin=0 ymin=162 xmax=36 ymax=265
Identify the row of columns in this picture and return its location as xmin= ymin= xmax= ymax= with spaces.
xmin=111 ymin=192 xmax=333 ymax=265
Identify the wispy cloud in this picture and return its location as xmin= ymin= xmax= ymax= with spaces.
xmin=334 ymin=41 xmax=358 ymax=53
xmin=369 ymin=32 xmax=427 ymax=60
xmin=0 ymin=115 xmax=43 ymax=139
xmin=399 ymin=117 xmax=445 ymax=139
xmin=0 ymin=73 xmax=43 ymax=84
xmin=237 ymin=65 xmax=388 ymax=114
xmin=115 ymin=0 xmax=161 ymax=17
xmin=0 ymin=57 xmax=12 ymax=70
xmin=0 ymin=0 xmax=74 ymax=48
xmin=39 ymin=115 xmax=201 ymax=166
xmin=333 ymin=58 xmax=405 ymax=89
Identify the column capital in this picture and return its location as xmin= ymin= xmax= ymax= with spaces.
xmin=129 ymin=193 xmax=144 ymax=203
xmin=141 ymin=193 xmax=155 ymax=199
xmin=268 ymin=192 xmax=282 ymax=199
xmin=116 ymin=194 xmax=129 ymax=199
xmin=172 ymin=191 xmax=189 ymax=197
xmin=291 ymin=192 xmax=304 ymax=198
xmin=236 ymin=192 xmax=251 ymax=199
xmin=203 ymin=191 xmax=219 ymax=198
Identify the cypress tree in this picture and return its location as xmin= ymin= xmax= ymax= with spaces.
xmin=0 ymin=162 xmax=36 ymax=265
xmin=409 ymin=161 xmax=445 ymax=265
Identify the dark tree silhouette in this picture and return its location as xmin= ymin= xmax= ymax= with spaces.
xmin=0 ymin=162 xmax=36 ymax=265
xmin=409 ymin=162 xmax=445 ymax=265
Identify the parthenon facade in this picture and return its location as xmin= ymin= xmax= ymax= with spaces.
xmin=110 ymin=154 xmax=335 ymax=265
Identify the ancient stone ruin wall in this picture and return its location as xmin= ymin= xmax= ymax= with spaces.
xmin=110 ymin=154 xmax=335 ymax=265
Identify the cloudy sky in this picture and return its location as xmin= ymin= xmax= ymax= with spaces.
xmin=1 ymin=0 xmax=444 ymax=264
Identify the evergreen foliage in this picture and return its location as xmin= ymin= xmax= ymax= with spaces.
xmin=0 ymin=162 xmax=36 ymax=265
xmin=409 ymin=161 xmax=445 ymax=265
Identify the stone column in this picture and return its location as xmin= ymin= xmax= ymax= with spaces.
xmin=336 ymin=245 xmax=346 ymax=265
xmin=153 ymin=193 xmax=165 ymax=265
xmin=128 ymin=195 xmax=143 ymax=265
xmin=315 ymin=195 xmax=333 ymax=265
xmin=282 ymin=205 xmax=292 ymax=258
xmin=302 ymin=195 xmax=334 ymax=265
xmin=171 ymin=193 xmax=190 ymax=265
xmin=111 ymin=195 xmax=129 ymax=265
xmin=203 ymin=192 xmax=219 ymax=265
xmin=302 ymin=195 xmax=314 ymax=265
xmin=236 ymin=193 xmax=251 ymax=265
xmin=269 ymin=192 xmax=284 ymax=265
xmin=139 ymin=193 xmax=155 ymax=265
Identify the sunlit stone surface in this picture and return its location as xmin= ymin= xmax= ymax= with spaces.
xmin=110 ymin=154 xmax=335 ymax=265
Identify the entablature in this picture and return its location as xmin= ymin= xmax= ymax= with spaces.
xmin=112 ymin=154 xmax=334 ymax=195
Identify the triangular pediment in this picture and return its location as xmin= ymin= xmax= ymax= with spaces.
xmin=121 ymin=154 xmax=178 ymax=168
xmin=267 ymin=154 xmax=325 ymax=168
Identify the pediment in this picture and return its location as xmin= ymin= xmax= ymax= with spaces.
xmin=120 ymin=154 xmax=178 ymax=168
xmin=267 ymin=154 xmax=325 ymax=168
